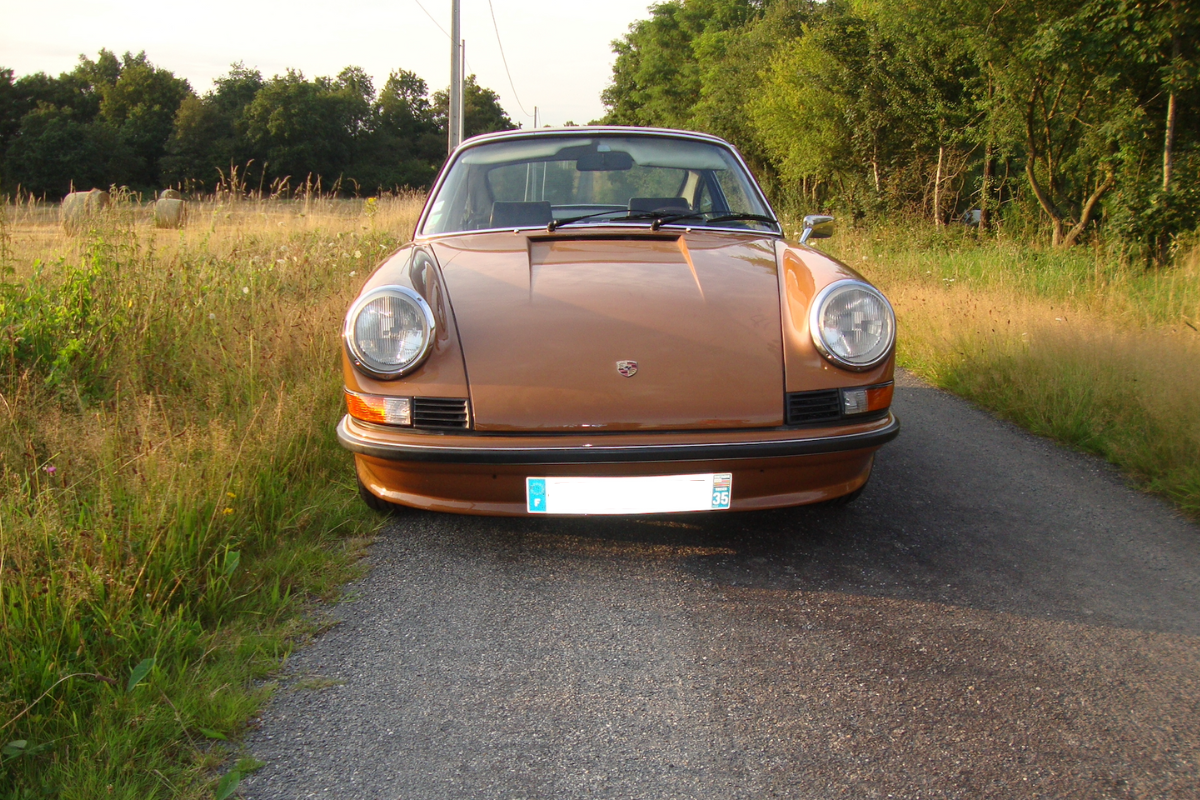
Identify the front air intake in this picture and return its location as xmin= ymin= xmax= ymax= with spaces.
xmin=785 ymin=390 xmax=842 ymax=425
xmin=413 ymin=397 xmax=471 ymax=430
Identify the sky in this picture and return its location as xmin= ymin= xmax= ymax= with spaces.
xmin=0 ymin=0 xmax=656 ymax=127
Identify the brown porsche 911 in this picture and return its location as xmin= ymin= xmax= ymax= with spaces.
xmin=338 ymin=127 xmax=898 ymax=515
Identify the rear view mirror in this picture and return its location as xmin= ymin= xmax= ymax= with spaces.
xmin=800 ymin=214 xmax=835 ymax=243
xmin=576 ymin=151 xmax=634 ymax=172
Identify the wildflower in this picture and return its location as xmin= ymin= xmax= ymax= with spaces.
xmin=349 ymin=271 xmax=357 ymax=277
xmin=354 ymin=250 xmax=362 ymax=258
xmin=242 ymin=286 xmax=250 ymax=294
xmin=209 ymin=313 xmax=216 ymax=320
xmin=223 ymin=507 xmax=234 ymax=516
xmin=226 ymin=492 xmax=237 ymax=499
xmin=44 ymin=464 xmax=56 ymax=475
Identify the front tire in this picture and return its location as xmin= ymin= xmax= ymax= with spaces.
xmin=357 ymin=475 xmax=401 ymax=514
xmin=818 ymin=481 xmax=867 ymax=507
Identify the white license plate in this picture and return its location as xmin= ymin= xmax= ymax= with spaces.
xmin=526 ymin=473 xmax=732 ymax=515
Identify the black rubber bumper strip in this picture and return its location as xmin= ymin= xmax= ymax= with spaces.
xmin=336 ymin=414 xmax=899 ymax=465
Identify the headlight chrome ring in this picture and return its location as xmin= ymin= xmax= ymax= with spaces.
xmin=344 ymin=285 xmax=437 ymax=379
xmin=809 ymin=279 xmax=895 ymax=371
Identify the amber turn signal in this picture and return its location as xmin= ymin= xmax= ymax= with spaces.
xmin=841 ymin=382 xmax=894 ymax=416
xmin=344 ymin=390 xmax=412 ymax=426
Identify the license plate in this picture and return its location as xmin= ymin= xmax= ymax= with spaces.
xmin=526 ymin=473 xmax=732 ymax=515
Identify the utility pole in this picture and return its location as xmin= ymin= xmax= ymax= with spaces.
xmin=448 ymin=0 xmax=463 ymax=153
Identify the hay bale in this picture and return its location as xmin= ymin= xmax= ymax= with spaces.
xmin=61 ymin=189 xmax=111 ymax=231
xmin=154 ymin=194 xmax=186 ymax=228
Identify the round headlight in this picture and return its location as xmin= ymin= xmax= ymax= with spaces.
xmin=344 ymin=286 xmax=436 ymax=379
xmin=809 ymin=280 xmax=895 ymax=370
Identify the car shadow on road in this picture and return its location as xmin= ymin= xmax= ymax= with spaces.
xmin=389 ymin=374 xmax=1200 ymax=636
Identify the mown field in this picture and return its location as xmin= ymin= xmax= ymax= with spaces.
xmin=0 ymin=194 xmax=423 ymax=798
xmin=2 ymin=199 xmax=1197 ymax=798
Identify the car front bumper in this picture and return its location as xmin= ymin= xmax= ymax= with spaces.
xmin=338 ymin=413 xmax=899 ymax=515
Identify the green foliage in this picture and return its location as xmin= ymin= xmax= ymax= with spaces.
xmin=160 ymin=64 xmax=264 ymax=190
xmin=602 ymin=0 xmax=767 ymax=130
xmin=2 ymin=54 xmax=518 ymax=197
xmin=214 ymin=769 xmax=241 ymax=800
xmin=350 ymin=70 xmax=443 ymax=192
xmin=431 ymin=74 xmax=518 ymax=139
xmin=241 ymin=68 xmax=371 ymax=188
xmin=0 ymin=237 xmax=130 ymax=396
xmin=603 ymin=0 xmax=1200 ymax=256
xmin=1 ymin=104 xmax=125 ymax=197
xmin=0 ymin=211 xmax=395 ymax=796
xmin=97 ymin=52 xmax=193 ymax=189
xmin=1 ymin=50 xmax=193 ymax=196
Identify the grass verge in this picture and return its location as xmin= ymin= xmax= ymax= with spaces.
xmin=1 ymin=194 xmax=423 ymax=797
xmin=824 ymin=220 xmax=1200 ymax=520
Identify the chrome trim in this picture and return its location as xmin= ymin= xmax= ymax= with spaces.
xmin=337 ymin=414 xmax=899 ymax=465
xmin=808 ymin=279 xmax=896 ymax=372
xmin=415 ymin=126 xmax=781 ymax=239
xmin=419 ymin=222 xmax=780 ymax=241
xmin=800 ymin=214 xmax=835 ymax=244
xmin=343 ymin=285 xmax=437 ymax=380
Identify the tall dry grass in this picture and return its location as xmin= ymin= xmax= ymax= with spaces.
xmin=1 ymin=192 xmax=423 ymax=797
xmin=821 ymin=220 xmax=1200 ymax=518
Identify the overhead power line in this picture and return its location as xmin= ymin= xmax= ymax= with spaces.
xmin=412 ymin=0 xmax=450 ymax=38
xmin=486 ymin=0 xmax=534 ymax=119
xmin=411 ymin=0 xmax=473 ymax=75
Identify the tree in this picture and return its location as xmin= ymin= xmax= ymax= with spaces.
xmin=432 ymin=75 xmax=517 ymax=139
xmin=350 ymin=69 xmax=443 ymax=191
xmin=3 ymin=104 xmax=123 ymax=196
xmin=96 ymin=52 xmax=193 ymax=189
xmin=690 ymin=1 xmax=817 ymax=176
xmin=0 ymin=69 xmax=18 ymax=156
xmin=241 ymin=69 xmax=370 ymax=186
xmin=987 ymin=1 xmax=1142 ymax=245
xmin=160 ymin=64 xmax=264 ymax=190
xmin=602 ymin=0 xmax=768 ymax=129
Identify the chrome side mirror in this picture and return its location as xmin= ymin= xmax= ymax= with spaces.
xmin=800 ymin=214 xmax=835 ymax=244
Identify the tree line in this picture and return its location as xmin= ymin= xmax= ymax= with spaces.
xmin=0 ymin=50 xmax=516 ymax=199
xmin=603 ymin=0 xmax=1198 ymax=258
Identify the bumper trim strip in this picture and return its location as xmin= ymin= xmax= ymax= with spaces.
xmin=337 ymin=414 xmax=899 ymax=465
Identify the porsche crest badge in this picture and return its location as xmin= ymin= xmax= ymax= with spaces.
xmin=616 ymin=360 xmax=638 ymax=377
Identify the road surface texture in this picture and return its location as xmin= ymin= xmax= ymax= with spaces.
xmin=243 ymin=371 xmax=1200 ymax=799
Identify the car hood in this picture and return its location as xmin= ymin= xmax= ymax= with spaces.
xmin=426 ymin=229 xmax=784 ymax=432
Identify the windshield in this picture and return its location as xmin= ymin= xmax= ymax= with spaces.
xmin=420 ymin=134 xmax=778 ymax=236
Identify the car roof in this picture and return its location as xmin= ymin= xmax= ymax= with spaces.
xmin=454 ymin=126 xmax=735 ymax=154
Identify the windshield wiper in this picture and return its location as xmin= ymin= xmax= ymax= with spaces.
xmin=547 ymin=209 xmax=780 ymax=233
xmin=650 ymin=211 xmax=779 ymax=230
xmin=547 ymin=209 xmax=660 ymax=232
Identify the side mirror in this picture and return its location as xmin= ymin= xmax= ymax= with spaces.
xmin=800 ymin=214 xmax=835 ymax=244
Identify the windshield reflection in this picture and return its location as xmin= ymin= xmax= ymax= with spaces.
xmin=421 ymin=134 xmax=779 ymax=236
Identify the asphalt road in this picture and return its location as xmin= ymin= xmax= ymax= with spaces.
xmin=243 ymin=371 xmax=1200 ymax=799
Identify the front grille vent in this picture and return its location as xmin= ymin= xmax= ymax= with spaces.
xmin=413 ymin=397 xmax=470 ymax=430
xmin=786 ymin=390 xmax=842 ymax=425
